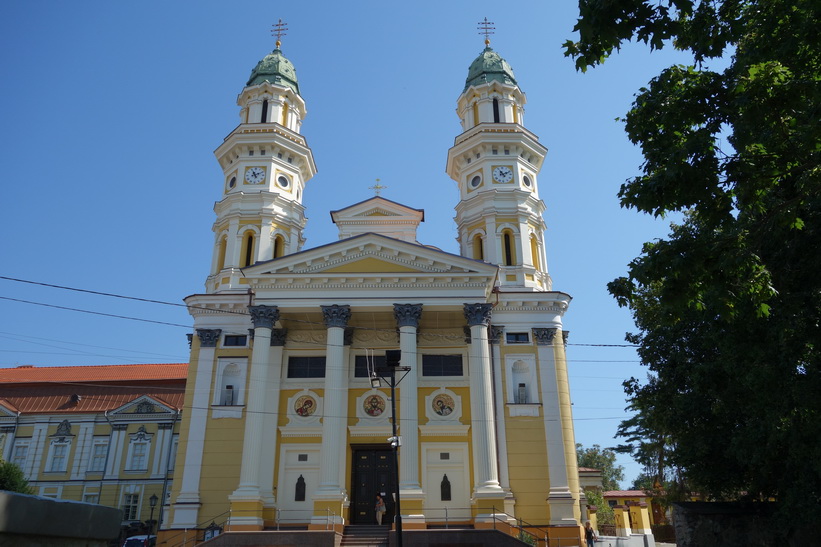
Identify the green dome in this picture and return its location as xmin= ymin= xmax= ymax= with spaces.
xmin=463 ymin=46 xmax=518 ymax=92
xmin=246 ymin=48 xmax=300 ymax=95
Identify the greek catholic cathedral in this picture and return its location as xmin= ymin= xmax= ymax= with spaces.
xmin=166 ymin=28 xmax=583 ymax=542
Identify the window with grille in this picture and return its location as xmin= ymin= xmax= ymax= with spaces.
xmin=129 ymin=442 xmax=148 ymax=471
xmin=422 ymin=355 xmax=463 ymax=376
xmin=88 ymin=441 xmax=108 ymax=472
xmin=48 ymin=443 xmax=69 ymax=473
xmin=122 ymin=493 xmax=140 ymax=520
xmin=287 ymin=356 xmax=326 ymax=378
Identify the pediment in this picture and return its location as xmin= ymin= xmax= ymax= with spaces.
xmin=244 ymin=233 xmax=496 ymax=278
xmin=0 ymin=400 xmax=19 ymax=418
xmin=109 ymin=395 xmax=177 ymax=418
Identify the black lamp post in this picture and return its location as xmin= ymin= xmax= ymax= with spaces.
xmin=373 ymin=349 xmax=410 ymax=547
xmin=148 ymin=494 xmax=158 ymax=537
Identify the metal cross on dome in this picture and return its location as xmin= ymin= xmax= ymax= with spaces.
xmin=370 ymin=179 xmax=388 ymax=196
xmin=477 ymin=17 xmax=495 ymax=46
xmin=271 ymin=19 xmax=288 ymax=48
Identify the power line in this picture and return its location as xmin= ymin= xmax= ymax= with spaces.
xmin=0 ymin=296 xmax=191 ymax=328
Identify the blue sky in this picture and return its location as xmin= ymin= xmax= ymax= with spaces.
xmin=0 ymin=1 xmax=696 ymax=486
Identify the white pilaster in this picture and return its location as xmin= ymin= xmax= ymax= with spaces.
xmin=259 ymin=329 xmax=286 ymax=506
xmin=394 ymin=304 xmax=423 ymax=500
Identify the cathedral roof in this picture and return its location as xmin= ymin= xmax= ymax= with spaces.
xmin=464 ymin=46 xmax=518 ymax=92
xmin=247 ymin=48 xmax=300 ymax=95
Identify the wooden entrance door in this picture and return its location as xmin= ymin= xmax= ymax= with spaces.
xmin=352 ymin=448 xmax=393 ymax=524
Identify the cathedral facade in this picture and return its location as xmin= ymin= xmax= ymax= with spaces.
xmin=166 ymin=36 xmax=582 ymax=539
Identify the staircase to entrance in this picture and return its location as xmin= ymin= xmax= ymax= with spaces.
xmin=341 ymin=525 xmax=389 ymax=547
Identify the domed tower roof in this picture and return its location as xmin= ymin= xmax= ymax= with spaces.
xmin=463 ymin=46 xmax=518 ymax=92
xmin=246 ymin=48 xmax=300 ymax=95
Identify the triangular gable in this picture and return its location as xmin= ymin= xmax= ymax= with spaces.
xmin=109 ymin=395 xmax=177 ymax=417
xmin=330 ymin=197 xmax=425 ymax=242
xmin=0 ymin=399 xmax=19 ymax=417
xmin=244 ymin=233 xmax=496 ymax=278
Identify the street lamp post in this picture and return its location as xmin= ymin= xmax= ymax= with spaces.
xmin=373 ymin=349 xmax=410 ymax=547
xmin=148 ymin=494 xmax=158 ymax=538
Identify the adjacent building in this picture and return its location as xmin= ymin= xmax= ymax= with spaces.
xmin=0 ymin=364 xmax=186 ymax=529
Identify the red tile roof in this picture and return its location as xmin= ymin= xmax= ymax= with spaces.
xmin=603 ymin=490 xmax=648 ymax=498
xmin=0 ymin=364 xmax=188 ymax=383
xmin=0 ymin=364 xmax=187 ymax=414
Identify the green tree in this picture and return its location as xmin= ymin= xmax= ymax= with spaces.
xmin=583 ymin=487 xmax=615 ymax=526
xmin=0 ymin=460 xmax=33 ymax=494
xmin=565 ymin=0 xmax=821 ymax=522
xmin=576 ymin=443 xmax=624 ymax=491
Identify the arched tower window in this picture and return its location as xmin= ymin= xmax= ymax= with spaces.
xmin=273 ymin=235 xmax=285 ymax=258
xmin=492 ymin=98 xmax=500 ymax=123
xmin=472 ymin=102 xmax=479 ymax=127
xmin=502 ymin=230 xmax=515 ymax=266
xmin=530 ymin=235 xmax=541 ymax=271
xmin=281 ymin=102 xmax=289 ymax=126
xmin=260 ymin=100 xmax=269 ymax=123
xmin=241 ymin=232 xmax=256 ymax=267
xmin=216 ymin=235 xmax=227 ymax=271
xmin=473 ymin=234 xmax=484 ymax=260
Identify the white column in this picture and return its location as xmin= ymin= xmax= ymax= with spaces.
xmin=104 ymin=425 xmax=127 ymax=479
xmin=153 ymin=423 xmax=172 ymax=478
xmin=0 ymin=427 xmax=15 ymax=461
xmin=316 ymin=305 xmax=351 ymax=498
xmin=232 ymin=306 xmax=278 ymax=501
xmin=394 ymin=304 xmax=423 ymax=497
xmin=171 ymin=328 xmax=220 ymax=528
xmin=463 ymin=304 xmax=503 ymax=495
xmin=489 ymin=326 xmax=514 ymax=511
xmin=533 ymin=328 xmax=577 ymax=525
xmin=258 ymin=219 xmax=274 ymax=262
xmin=259 ymin=328 xmax=286 ymax=506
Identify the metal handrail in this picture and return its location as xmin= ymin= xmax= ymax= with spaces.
xmin=157 ymin=509 xmax=230 ymax=547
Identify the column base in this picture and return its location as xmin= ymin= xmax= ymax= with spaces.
xmin=228 ymin=497 xmax=264 ymax=531
xmin=169 ymin=501 xmax=201 ymax=529
xmin=547 ymin=488 xmax=578 ymax=525
xmin=397 ymin=495 xmax=426 ymax=528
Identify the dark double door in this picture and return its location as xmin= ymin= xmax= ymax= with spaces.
xmin=352 ymin=448 xmax=393 ymax=525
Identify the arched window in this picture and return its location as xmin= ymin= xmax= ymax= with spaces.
xmin=440 ymin=474 xmax=452 ymax=501
xmin=502 ymin=230 xmax=515 ymax=266
xmin=260 ymin=99 xmax=269 ymax=123
xmin=273 ymin=235 xmax=285 ymax=258
xmin=492 ymin=98 xmax=500 ymax=123
xmin=473 ymin=234 xmax=484 ymax=261
xmin=295 ymin=475 xmax=306 ymax=501
xmin=281 ymin=102 xmax=289 ymax=126
xmin=530 ymin=235 xmax=541 ymax=271
xmin=472 ymin=102 xmax=479 ymax=127
xmin=216 ymin=235 xmax=227 ymax=271
xmin=241 ymin=232 xmax=255 ymax=267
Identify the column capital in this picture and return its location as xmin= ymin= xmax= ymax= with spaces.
xmin=321 ymin=304 xmax=351 ymax=328
xmin=463 ymin=303 xmax=492 ymax=327
xmin=249 ymin=305 xmax=279 ymax=329
xmin=112 ymin=424 xmax=128 ymax=431
xmin=393 ymin=303 xmax=423 ymax=328
xmin=271 ymin=328 xmax=288 ymax=347
xmin=158 ymin=423 xmax=174 ymax=430
xmin=532 ymin=328 xmax=557 ymax=346
xmin=196 ymin=329 xmax=222 ymax=348
xmin=562 ymin=330 xmax=570 ymax=346
xmin=489 ymin=325 xmax=504 ymax=345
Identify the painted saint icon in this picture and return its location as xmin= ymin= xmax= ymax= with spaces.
xmin=295 ymin=396 xmax=316 ymax=417
xmin=432 ymin=394 xmax=454 ymax=416
xmin=364 ymin=394 xmax=385 ymax=417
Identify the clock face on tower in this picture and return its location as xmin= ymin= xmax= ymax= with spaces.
xmin=492 ymin=166 xmax=514 ymax=183
xmin=244 ymin=167 xmax=266 ymax=184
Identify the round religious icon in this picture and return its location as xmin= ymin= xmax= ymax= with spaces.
xmin=432 ymin=394 xmax=454 ymax=416
xmin=294 ymin=395 xmax=316 ymax=417
xmin=363 ymin=394 xmax=386 ymax=417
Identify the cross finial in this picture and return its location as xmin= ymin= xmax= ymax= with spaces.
xmin=271 ymin=19 xmax=288 ymax=49
xmin=477 ymin=17 xmax=495 ymax=46
xmin=369 ymin=178 xmax=388 ymax=196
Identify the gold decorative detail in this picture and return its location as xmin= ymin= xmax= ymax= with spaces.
xmin=432 ymin=394 xmax=455 ymax=416
xmin=294 ymin=395 xmax=316 ymax=417
xmin=363 ymin=395 xmax=386 ymax=417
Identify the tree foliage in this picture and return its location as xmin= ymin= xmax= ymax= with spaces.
xmin=577 ymin=443 xmax=624 ymax=492
xmin=583 ymin=487 xmax=615 ymax=526
xmin=0 ymin=460 xmax=33 ymax=494
xmin=565 ymin=0 xmax=821 ymax=521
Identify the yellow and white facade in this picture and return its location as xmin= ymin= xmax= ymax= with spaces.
xmin=166 ymin=39 xmax=581 ymax=539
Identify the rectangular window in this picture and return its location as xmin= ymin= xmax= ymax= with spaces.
xmin=49 ymin=443 xmax=68 ymax=473
xmin=122 ymin=493 xmax=140 ymax=520
xmin=354 ymin=355 xmax=386 ymax=378
xmin=223 ymin=335 xmax=247 ymax=347
xmin=422 ymin=355 xmax=464 ymax=376
xmin=83 ymin=493 xmax=99 ymax=504
xmin=506 ymin=332 xmax=530 ymax=344
xmin=11 ymin=444 xmax=28 ymax=469
xmin=287 ymin=356 xmax=326 ymax=378
xmin=88 ymin=441 xmax=108 ymax=472
xmin=129 ymin=442 xmax=148 ymax=471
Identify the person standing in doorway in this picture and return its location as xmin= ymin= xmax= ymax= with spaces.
xmin=375 ymin=494 xmax=386 ymax=525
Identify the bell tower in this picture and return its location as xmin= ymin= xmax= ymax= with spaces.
xmin=206 ymin=29 xmax=317 ymax=293
xmin=446 ymin=35 xmax=551 ymax=292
